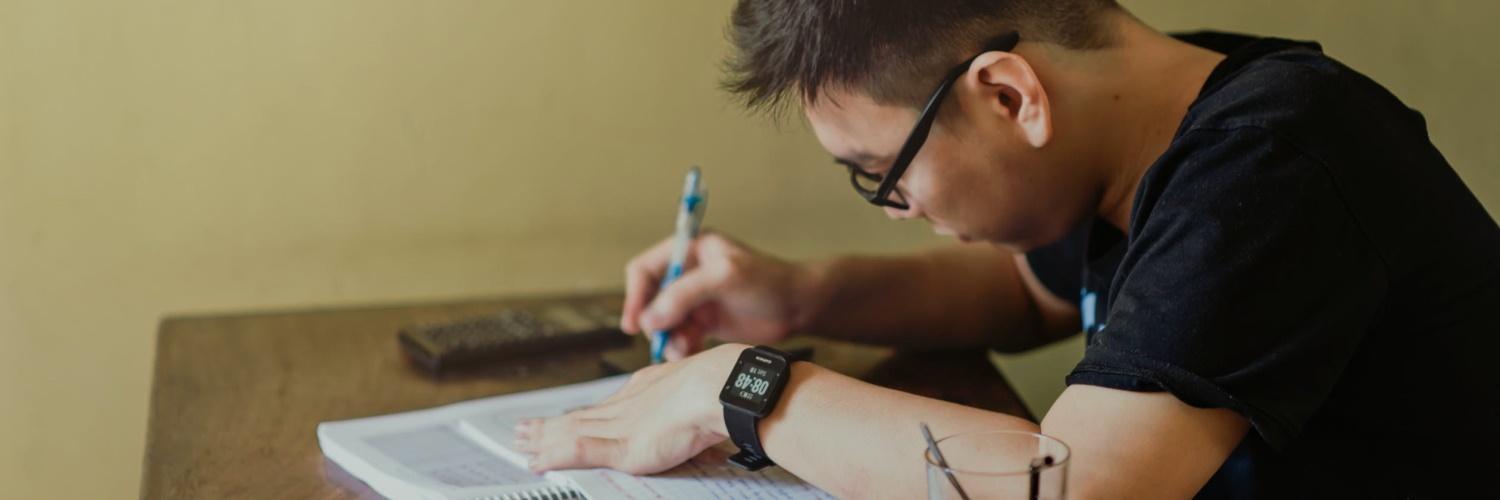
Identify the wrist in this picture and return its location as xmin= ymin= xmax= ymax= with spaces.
xmin=696 ymin=343 xmax=750 ymax=438
xmin=790 ymin=259 xmax=835 ymax=333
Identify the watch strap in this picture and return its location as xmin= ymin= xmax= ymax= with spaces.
xmin=724 ymin=407 xmax=774 ymax=471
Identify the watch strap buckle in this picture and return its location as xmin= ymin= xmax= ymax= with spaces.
xmin=727 ymin=448 xmax=775 ymax=471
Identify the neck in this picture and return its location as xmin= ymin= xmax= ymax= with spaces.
xmin=1040 ymin=13 xmax=1226 ymax=233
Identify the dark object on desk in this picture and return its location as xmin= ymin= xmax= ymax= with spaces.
xmin=399 ymin=304 xmax=630 ymax=374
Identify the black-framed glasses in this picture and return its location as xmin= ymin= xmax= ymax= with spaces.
xmin=842 ymin=32 xmax=1021 ymax=210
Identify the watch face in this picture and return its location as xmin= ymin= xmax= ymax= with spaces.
xmin=719 ymin=350 xmax=788 ymax=417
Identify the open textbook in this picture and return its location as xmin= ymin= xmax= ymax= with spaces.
xmin=318 ymin=375 xmax=834 ymax=500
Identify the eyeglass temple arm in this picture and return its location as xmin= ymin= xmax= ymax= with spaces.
xmin=873 ymin=31 xmax=1020 ymax=203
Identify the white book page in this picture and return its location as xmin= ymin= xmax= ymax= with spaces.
xmin=325 ymin=374 xmax=833 ymax=499
xmin=551 ymin=445 xmax=835 ymax=500
xmin=319 ymin=376 xmax=629 ymax=499
xmin=322 ymin=420 xmax=556 ymax=500
xmin=455 ymin=377 xmax=624 ymax=464
xmin=457 ymin=380 xmax=834 ymax=500
xmin=362 ymin=425 xmax=537 ymax=487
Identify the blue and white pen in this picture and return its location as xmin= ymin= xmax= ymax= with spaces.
xmin=650 ymin=167 xmax=707 ymax=364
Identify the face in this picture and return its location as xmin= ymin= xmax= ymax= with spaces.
xmin=805 ymin=87 xmax=1085 ymax=250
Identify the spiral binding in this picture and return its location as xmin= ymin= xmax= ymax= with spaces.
xmin=468 ymin=485 xmax=583 ymax=500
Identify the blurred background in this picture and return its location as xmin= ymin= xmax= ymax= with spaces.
xmin=0 ymin=0 xmax=1493 ymax=497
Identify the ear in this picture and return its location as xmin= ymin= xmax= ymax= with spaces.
xmin=964 ymin=52 xmax=1052 ymax=148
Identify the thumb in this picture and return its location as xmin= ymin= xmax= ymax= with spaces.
xmin=639 ymin=269 xmax=719 ymax=332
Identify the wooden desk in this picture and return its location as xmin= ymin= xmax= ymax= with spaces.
xmin=140 ymin=292 xmax=1031 ymax=498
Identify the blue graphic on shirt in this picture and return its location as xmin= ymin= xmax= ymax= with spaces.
xmin=1080 ymin=289 xmax=1104 ymax=335
xmin=1080 ymin=289 xmax=1096 ymax=330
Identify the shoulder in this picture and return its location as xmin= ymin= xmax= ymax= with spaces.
xmin=1131 ymin=39 xmax=1423 ymax=247
xmin=1133 ymin=126 xmax=1338 ymax=240
xmin=1180 ymin=40 xmax=1423 ymax=158
xmin=1151 ymin=37 xmax=1498 ymax=278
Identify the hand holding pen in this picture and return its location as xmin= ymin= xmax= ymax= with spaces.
xmin=617 ymin=170 xmax=811 ymax=362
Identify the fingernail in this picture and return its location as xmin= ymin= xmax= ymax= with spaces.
xmin=640 ymin=312 xmax=660 ymax=330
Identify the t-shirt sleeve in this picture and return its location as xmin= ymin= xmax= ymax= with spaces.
xmin=1066 ymin=127 xmax=1388 ymax=450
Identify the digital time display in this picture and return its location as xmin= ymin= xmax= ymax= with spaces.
xmin=720 ymin=354 xmax=788 ymax=416
xmin=732 ymin=366 xmax=773 ymax=398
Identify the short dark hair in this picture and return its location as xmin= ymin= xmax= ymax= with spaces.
xmin=723 ymin=0 xmax=1120 ymax=114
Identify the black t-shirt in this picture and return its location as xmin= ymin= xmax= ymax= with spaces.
xmin=1026 ymin=32 xmax=1500 ymax=498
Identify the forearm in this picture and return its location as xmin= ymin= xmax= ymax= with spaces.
xmin=798 ymin=244 xmax=1045 ymax=349
xmin=747 ymin=360 xmax=1039 ymax=498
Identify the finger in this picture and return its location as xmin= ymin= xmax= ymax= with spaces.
xmin=567 ymin=401 xmax=623 ymax=420
xmin=667 ymin=333 xmax=704 ymax=362
xmin=621 ymin=238 xmax=678 ymax=334
xmin=639 ymin=269 xmax=721 ymax=333
xmin=545 ymin=414 xmax=616 ymax=439
xmin=523 ymin=412 xmax=616 ymax=451
xmin=665 ymin=331 xmax=692 ymax=362
xmin=513 ymin=418 xmax=543 ymax=452
xmin=665 ymin=327 xmax=706 ymax=362
xmin=667 ymin=306 xmax=709 ymax=360
xmin=531 ymin=436 xmax=625 ymax=472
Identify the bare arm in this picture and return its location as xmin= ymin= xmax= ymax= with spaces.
xmin=802 ymin=245 xmax=1080 ymax=351
xmin=762 ymin=361 xmax=1247 ymax=498
xmin=520 ymin=344 xmax=1250 ymax=499
xmin=619 ymin=234 xmax=1078 ymax=359
xmin=758 ymin=360 xmax=1039 ymax=498
xmin=1042 ymin=386 xmax=1249 ymax=499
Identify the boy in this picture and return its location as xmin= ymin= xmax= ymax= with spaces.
xmin=516 ymin=1 xmax=1499 ymax=497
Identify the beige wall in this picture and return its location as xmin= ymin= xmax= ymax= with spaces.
xmin=0 ymin=1 xmax=1493 ymax=497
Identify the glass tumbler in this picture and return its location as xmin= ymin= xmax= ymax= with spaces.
xmin=925 ymin=430 xmax=1070 ymax=499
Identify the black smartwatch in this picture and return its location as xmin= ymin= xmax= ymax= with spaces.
xmin=718 ymin=345 xmax=797 ymax=471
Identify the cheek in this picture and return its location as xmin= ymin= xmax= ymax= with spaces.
xmin=945 ymin=158 xmax=1044 ymax=240
xmin=907 ymin=159 xmax=991 ymax=224
xmin=981 ymin=163 xmax=1080 ymax=247
xmin=908 ymin=137 xmax=1047 ymax=239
